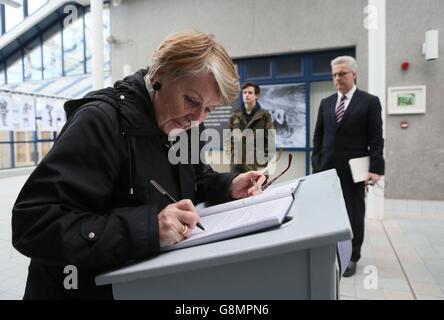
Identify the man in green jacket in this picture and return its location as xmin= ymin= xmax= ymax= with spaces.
xmin=229 ymin=82 xmax=275 ymax=173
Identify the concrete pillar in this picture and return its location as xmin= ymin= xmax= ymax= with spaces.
xmin=91 ymin=0 xmax=104 ymax=90
xmin=367 ymin=0 xmax=386 ymax=220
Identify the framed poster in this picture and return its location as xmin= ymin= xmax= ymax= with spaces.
xmin=388 ymin=86 xmax=426 ymax=114
xmin=260 ymin=83 xmax=306 ymax=149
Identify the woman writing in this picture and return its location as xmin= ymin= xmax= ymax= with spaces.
xmin=12 ymin=30 xmax=265 ymax=299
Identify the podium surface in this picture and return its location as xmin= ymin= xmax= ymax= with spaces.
xmin=96 ymin=170 xmax=352 ymax=299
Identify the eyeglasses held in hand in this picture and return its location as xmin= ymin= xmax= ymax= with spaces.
xmin=365 ymin=179 xmax=386 ymax=196
xmin=258 ymin=148 xmax=284 ymax=176
xmin=261 ymin=154 xmax=293 ymax=191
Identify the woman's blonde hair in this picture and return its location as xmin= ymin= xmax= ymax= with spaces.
xmin=148 ymin=30 xmax=240 ymax=105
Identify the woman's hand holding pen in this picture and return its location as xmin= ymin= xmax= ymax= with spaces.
xmin=229 ymin=171 xmax=267 ymax=199
xmin=157 ymin=199 xmax=199 ymax=247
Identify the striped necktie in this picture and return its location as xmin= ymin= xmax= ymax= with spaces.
xmin=336 ymin=95 xmax=347 ymax=123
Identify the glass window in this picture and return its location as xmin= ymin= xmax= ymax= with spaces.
xmin=85 ymin=6 xmax=111 ymax=73
xmin=0 ymin=131 xmax=10 ymax=142
xmin=312 ymin=52 xmax=354 ymax=75
xmin=0 ymin=64 xmax=5 ymax=84
xmin=312 ymin=52 xmax=338 ymax=74
xmin=0 ymin=143 xmax=12 ymax=169
xmin=14 ymin=131 xmax=32 ymax=142
xmin=37 ymin=141 xmax=53 ymax=161
xmin=37 ymin=131 xmax=53 ymax=140
xmin=4 ymin=0 xmax=24 ymax=32
xmin=15 ymin=143 xmax=35 ymax=167
xmin=275 ymin=56 xmax=303 ymax=78
xmin=6 ymin=51 xmax=23 ymax=84
xmin=63 ymin=12 xmax=85 ymax=76
xmin=27 ymin=0 xmax=48 ymax=15
xmin=43 ymin=25 xmax=62 ymax=79
xmin=84 ymin=10 xmax=91 ymax=72
xmin=103 ymin=6 xmax=111 ymax=71
xmin=0 ymin=5 xmax=4 ymax=35
xmin=245 ymin=60 xmax=270 ymax=79
xmin=24 ymin=39 xmax=42 ymax=81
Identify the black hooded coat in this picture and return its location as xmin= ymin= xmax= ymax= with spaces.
xmin=12 ymin=70 xmax=236 ymax=299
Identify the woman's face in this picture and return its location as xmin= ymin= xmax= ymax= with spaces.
xmin=152 ymin=73 xmax=221 ymax=135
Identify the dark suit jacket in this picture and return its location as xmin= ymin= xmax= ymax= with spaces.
xmin=312 ymin=89 xmax=384 ymax=178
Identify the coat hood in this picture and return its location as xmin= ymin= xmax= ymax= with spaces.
xmin=63 ymin=70 xmax=166 ymax=196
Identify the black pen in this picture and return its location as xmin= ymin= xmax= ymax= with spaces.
xmin=149 ymin=179 xmax=205 ymax=231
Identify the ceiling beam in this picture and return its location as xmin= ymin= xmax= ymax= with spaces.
xmin=0 ymin=0 xmax=22 ymax=9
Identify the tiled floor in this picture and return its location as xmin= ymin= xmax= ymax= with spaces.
xmin=1 ymin=174 xmax=443 ymax=300
xmin=0 ymin=175 xmax=30 ymax=300
xmin=340 ymin=212 xmax=444 ymax=300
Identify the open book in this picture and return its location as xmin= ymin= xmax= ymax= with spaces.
xmin=161 ymin=180 xmax=301 ymax=252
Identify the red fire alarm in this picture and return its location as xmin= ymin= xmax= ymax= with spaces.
xmin=400 ymin=120 xmax=409 ymax=129
xmin=401 ymin=61 xmax=410 ymax=70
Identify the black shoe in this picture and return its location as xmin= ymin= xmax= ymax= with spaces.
xmin=343 ymin=261 xmax=356 ymax=277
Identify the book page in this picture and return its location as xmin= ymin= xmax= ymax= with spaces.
xmin=198 ymin=180 xmax=299 ymax=217
xmin=163 ymin=195 xmax=294 ymax=251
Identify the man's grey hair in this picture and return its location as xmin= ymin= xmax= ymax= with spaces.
xmin=331 ymin=56 xmax=357 ymax=73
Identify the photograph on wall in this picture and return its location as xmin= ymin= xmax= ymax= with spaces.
xmin=55 ymin=99 xmax=68 ymax=131
xmin=0 ymin=94 xmax=14 ymax=131
xmin=388 ymin=85 xmax=426 ymax=114
xmin=259 ymin=83 xmax=306 ymax=149
xmin=36 ymin=98 xmax=58 ymax=132
xmin=13 ymin=95 xmax=36 ymax=131
xmin=398 ymin=93 xmax=415 ymax=107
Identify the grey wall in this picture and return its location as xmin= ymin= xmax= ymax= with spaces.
xmin=386 ymin=0 xmax=444 ymax=200
xmin=110 ymin=0 xmax=368 ymax=87
xmin=110 ymin=0 xmax=444 ymax=201
xmin=110 ymin=0 xmax=369 ymax=178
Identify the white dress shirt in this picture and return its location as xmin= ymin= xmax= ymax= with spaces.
xmin=336 ymin=85 xmax=357 ymax=113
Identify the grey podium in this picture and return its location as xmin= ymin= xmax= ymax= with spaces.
xmin=95 ymin=169 xmax=352 ymax=299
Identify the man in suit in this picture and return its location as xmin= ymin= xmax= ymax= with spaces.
xmin=312 ymin=56 xmax=384 ymax=277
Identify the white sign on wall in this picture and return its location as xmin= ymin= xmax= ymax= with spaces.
xmin=14 ymin=96 xmax=36 ymax=131
xmin=36 ymin=98 xmax=58 ymax=131
xmin=0 ymin=94 xmax=14 ymax=131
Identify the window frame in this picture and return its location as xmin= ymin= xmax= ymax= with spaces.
xmin=0 ymin=3 xmax=112 ymax=170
